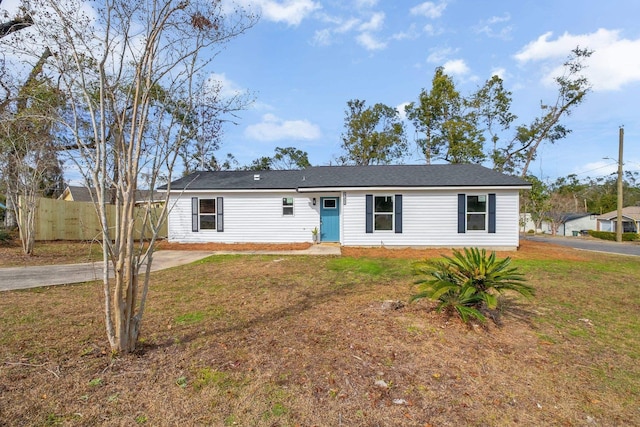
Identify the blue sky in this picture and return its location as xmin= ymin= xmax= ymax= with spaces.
xmin=211 ymin=0 xmax=640 ymax=181
xmin=2 ymin=0 xmax=639 ymax=183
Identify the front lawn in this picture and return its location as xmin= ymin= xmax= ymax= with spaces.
xmin=0 ymin=241 xmax=638 ymax=425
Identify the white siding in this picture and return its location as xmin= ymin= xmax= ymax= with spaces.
xmin=168 ymin=189 xmax=522 ymax=248
xmin=168 ymin=192 xmax=324 ymax=243
xmin=559 ymin=216 xmax=597 ymax=236
xmin=342 ymin=190 xmax=521 ymax=249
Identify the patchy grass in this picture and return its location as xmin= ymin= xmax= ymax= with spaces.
xmin=0 ymin=240 xmax=103 ymax=267
xmin=0 ymin=241 xmax=639 ymax=425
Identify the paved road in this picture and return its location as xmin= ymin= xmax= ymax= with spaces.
xmin=0 ymin=245 xmax=341 ymax=292
xmin=524 ymin=234 xmax=640 ymax=257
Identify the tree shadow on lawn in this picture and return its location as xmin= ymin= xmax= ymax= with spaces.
xmin=136 ymin=283 xmax=361 ymax=355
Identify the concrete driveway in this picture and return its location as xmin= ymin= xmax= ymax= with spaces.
xmin=0 ymin=250 xmax=214 ymax=292
xmin=0 ymin=245 xmax=341 ymax=292
xmin=524 ymin=234 xmax=640 ymax=257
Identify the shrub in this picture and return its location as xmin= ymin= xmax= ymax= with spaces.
xmin=588 ymin=230 xmax=639 ymax=242
xmin=0 ymin=228 xmax=13 ymax=244
xmin=410 ymin=248 xmax=534 ymax=323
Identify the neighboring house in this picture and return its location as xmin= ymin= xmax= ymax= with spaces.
xmin=161 ymin=164 xmax=530 ymax=250
xmin=58 ymin=185 xmax=97 ymax=202
xmin=597 ymin=207 xmax=640 ymax=233
xmin=551 ymin=213 xmax=598 ymax=236
xmin=519 ymin=213 xmax=537 ymax=233
xmin=134 ymin=190 xmax=165 ymax=208
xmin=59 ymin=186 xmax=163 ymax=207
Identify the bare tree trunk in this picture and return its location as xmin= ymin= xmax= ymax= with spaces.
xmin=27 ymin=0 xmax=257 ymax=354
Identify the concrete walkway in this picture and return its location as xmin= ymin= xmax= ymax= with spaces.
xmin=0 ymin=245 xmax=341 ymax=292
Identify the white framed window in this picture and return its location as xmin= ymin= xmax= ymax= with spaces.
xmin=199 ymin=199 xmax=216 ymax=230
xmin=466 ymin=195 xmax=486 ymax=231
xmin=282 ymin=197 xmax=294 ymax=216
xmin=374 ymin=195 xmax=393 ymax=231
xmin=323 ymin=199 xmax=337 ymax=209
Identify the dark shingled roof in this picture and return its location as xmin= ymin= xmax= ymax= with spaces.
xmin=162 ymin=164 xmax=530 ymax=191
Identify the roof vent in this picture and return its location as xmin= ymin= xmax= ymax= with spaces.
xmin=253 ymin=174 xmax=260 ymax=181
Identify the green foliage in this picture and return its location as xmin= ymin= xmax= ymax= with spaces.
xmin=588 ymin=231 xmax=639 ymax=242
xmin=193 ymin=367 xmax=230 ymax=391
xmin=339 ymin=99 xmax=407 ymax=166
xmin=405 ymin=48 xmax=591 ymax=176
xmin=135 ymin=414 xmax=148 ymax=424
xmin=406 ymin=67 xmax=485 ymax=164
xmin=491 ymin=47 xmax=592 ymax=176
xmin=245 ymin=146 xmax=311 ymax=171
xmin=271 ymin=146 xmax=311 ymax=170
xmin=411 ymin=248 xmax=534 ymax=323
xmin=175 ymin=311 xmax=205 ymax=325
xmin=327 ymin=258 xmax=385 ymax=276
xmin=176 ymin=376 xmax=188 ymax=388
xmin=88 ymin=378 xmax=103 ymax=387
xmin=0 ymin=228 xmax=12 ymax=243
xmin=551 ymin=171 xmax=640 ymax=214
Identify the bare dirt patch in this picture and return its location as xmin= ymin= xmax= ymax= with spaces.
xmin=344 ymin=238 xmax=592 ymax=262
xmin=0 ymin=238 xmax=588 ymax=268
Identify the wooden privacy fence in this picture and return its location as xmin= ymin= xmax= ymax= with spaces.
xmin=24 ymin=197 xmax=167 ymax=241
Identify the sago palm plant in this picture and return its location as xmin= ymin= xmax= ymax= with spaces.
xmin=411 ymin=247 xmax=534 ymax=323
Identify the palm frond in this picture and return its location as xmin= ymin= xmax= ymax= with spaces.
xmin=410 ymin=247 xmax=533 ymax=323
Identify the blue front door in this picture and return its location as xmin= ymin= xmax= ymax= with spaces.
xmin=320 ymin=197 xmax=340 ymax=242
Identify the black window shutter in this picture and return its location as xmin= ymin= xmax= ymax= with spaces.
xmin=216 ymin=197 xmax=224 ymax=232
xmin=488 ymin=193 xmax=496 ymax=234
xmin=191 ymin=197 xmax=199 ymax=232
xmin=457 ymin=194 xmax=466 ymax=234
xmin=365 ymin=194 xmax=373 ymax=233
xmin=394 ymin=194 xmax=403 ymax=234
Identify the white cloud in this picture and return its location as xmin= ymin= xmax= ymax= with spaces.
xmin=245 ymin=114 xmax=321 ymax=141
xmin=423 ymin=24 xmax=443 ymax=36
xmin=0 ymin=0 xmax=21 ymax=13
xmin=573 ymin=160 xmax=618 ymax=177
xmin=514 ymin=28 xmax=640 ymax=91
xmin=336 ymin=17 xmax=360 ymax=33
xmin=311 ymin=8 xmax=388 ymax=51
xmin=356 ymin=32 xmax=387 ymax=51
xmin=474 ymin=13 xmax=512 ymax=39
xmin=443 ymin=59 xmax=471 ymax=77
xmin=410 ymin=1 xmax=447 ymax=19
xmin=392 ymin=23 xmax=419 ymax=41
xmin=236 ymin=0 xmax=321 ymax=26
xmin=355 ymin=0 xmax=378 ymax=8
xmin=427 ymin=47 xmax=456 ymax=64
xmin=312 ymin=28 xmax=333 ymax=46
xmin=358 ymin=12 xmax=385 ymax=32
xmin=490 ymin=67 xmax=507 ymax=80
xmin=396 ymin=102 xmax=411 ymax=121
xmin=207 ymin=73 xmax=246 ymax=98
xmin=312 ymin=15 xmax=363 ymax=46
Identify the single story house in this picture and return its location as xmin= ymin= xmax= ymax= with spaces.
xmin=161 ymin=164 xmax=531 ymax=250
xmin=58 ymin=185 xmax=97 ymax=202
xmin=58 ymin=185 xmax=164 ymax=206
xmin=597 ymin=207 xmax=640 ymax=233
xmin=547 ymin=213 xmax=598 ymax=236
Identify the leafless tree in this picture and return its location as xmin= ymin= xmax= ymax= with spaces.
xmin=21 ymin=0 xmax=256 ymax=352
xmin=545 ymin=192 xmax=576 ymax=235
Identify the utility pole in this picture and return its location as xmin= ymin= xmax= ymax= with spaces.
xmin=616 ymin=126 xmax=624 ymax=243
